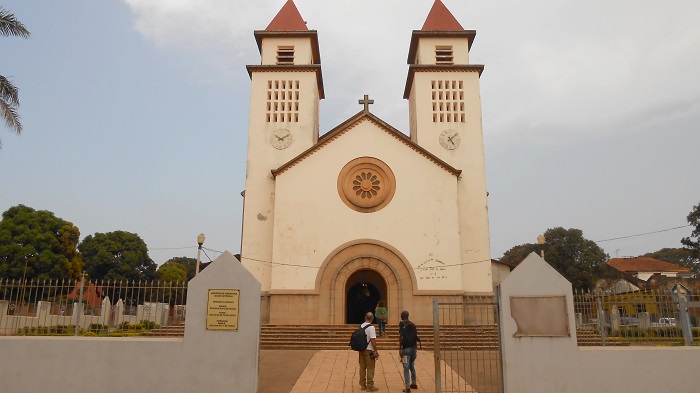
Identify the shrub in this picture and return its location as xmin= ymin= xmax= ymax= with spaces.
xmin=139 ymin=320 xmax=159 ymax=330
xmin=48 ymin=325 xmax=73 ymax=335
xmin=106 ymin=331 xmax=141 ymax=337
xmin=83 ymin=331 xmax=97 ymax=337
xmin=88 ymin=323 xmax=108 ymax=333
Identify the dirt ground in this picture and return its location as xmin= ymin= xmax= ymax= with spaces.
xmin=258 ymin=350 xmax=318 ymax=393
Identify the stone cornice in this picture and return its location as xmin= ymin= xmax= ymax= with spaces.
xmin=253 ymin=30 xmax=321 ymax=65
xmin=246 ymin=64 xmax=325 ymax=99
xmin=407 ymin=30 xmax=476 ymax=64
xmin=403 ymin=64 xmax=484 ymax=99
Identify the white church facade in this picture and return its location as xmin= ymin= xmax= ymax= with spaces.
xmin=240 ymin=0 xmax=492 ymax=325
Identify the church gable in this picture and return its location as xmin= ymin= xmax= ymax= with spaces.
xmin=268 ymin=115 xmax=464 ymax=291
xmin=241 ymin=1 xmax=494 ymax=324
xmin=271 ymin=111 xmax=461 ymax=178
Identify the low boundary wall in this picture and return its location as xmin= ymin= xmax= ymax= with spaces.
xmin=0 ymin=252 xmax=260 ymax=393
xmin=500 ymin=253 xmax=697 ymax=393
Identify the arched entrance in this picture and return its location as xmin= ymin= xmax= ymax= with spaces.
xmin=345 ymin=269 xmax=387 ymax=324
xmin=316 ymin=241 xmax=417 ymax=324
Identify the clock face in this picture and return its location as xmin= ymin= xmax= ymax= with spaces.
xmin=439 ymin=129 xmax=461 ymax=150
xmin=270 ymin=129 xmax=292 ymax=150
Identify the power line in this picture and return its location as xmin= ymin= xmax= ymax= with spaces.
xmin=148 ymin=246 xmax=197 ymax=251
xmin=241 ymin=256 xmax=318 ymax=269
xmin=238 ymin=255 xmax=492 ymax=270
xmin=202 ymin=246 xmax=223 ymax=254
xmin=201 ymin=248 xmax=214 ymax=262
xmin=150 ymin=223 xmax=694 ymax=265
xmin=153 ymin=245 xmax=487 ymax=268
xmin=594 ymin=225 xmax=691 ymax=243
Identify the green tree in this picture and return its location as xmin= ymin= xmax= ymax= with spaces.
xmin=0 ymin=205 xmax=83 ymax=280
xmin=682 ymin=202 xmax=700 ymax=258
xmin=498 ymin=243 xmax=541 ymax=267
xmin=642 ymin=247 xmax=699 ymax=273
xmin=161 ymin=256 xmax=206 ymax=281
xmin=156 ymin=261 xmax=188 ymax=283
xmin=1 ymin=7 xmax=30 ymax=145
xmin=79 ymin=231 xmax=157 ymax=281
xmin=498 ymin=227 xmax=608 ymax=289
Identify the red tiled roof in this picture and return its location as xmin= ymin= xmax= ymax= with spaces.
xmin=66 ymin=282 xmax=103 ymax=308
xmin=266 ymin=0 xmax=308 ymax=31
xmin=606 ymin=257 xmax=691 ymax=273
xmin=421 ymin=0 xmax=464 ymax=31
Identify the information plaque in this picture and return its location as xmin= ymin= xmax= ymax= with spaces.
xmin=206 ymin=289 xmax=240 ymax=331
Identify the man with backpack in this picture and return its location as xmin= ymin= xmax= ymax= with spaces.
xmin=398 ymin=310 xmax=419 ymax=391
xmin=350 ymin=312 xmax=379 ymax=391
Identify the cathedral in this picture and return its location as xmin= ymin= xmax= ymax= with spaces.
xmin=240 ymin=0 xmax=492 ymax=325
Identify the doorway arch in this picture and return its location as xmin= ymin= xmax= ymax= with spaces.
xmin=316 ymin=241 xmax=417 ymax=324
xmin=345 ymin=269 xmax=387 ymax=324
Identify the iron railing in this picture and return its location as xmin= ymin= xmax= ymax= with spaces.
xmin=573 ymin=287 xmax=699 ymax=346
xmin=433 ymin=296 xmax=503 ymax=393
xmin=0 ymin=277 xmax=187 ymax=336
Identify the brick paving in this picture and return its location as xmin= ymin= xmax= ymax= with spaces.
xmin=287 ymin=350 xmax=473 ymax=393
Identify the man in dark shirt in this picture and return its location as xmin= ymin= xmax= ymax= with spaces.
xmin=398 ymin=310 xmax=418 ymax=391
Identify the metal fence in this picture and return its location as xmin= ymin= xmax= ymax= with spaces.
xmin=433 ymin=296 xmax=503 ymax=393
xmin=0 ymin=277 xmax=187 ymax=336
xmin=573 ymin=286 xmax=699 ymax=346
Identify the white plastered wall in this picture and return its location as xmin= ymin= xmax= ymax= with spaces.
xmin=261 ymin=37 xmax=314 ymax=65
xmin=500 ymin=253 xmax=699 ymax=392
xmin=410 ymin=68 xmax=492 ymax=292
xmin=271 ymin=119 xmax=463 ymax=291
xmin=0 ymin=252 xmax=261 ymax=393
xmin=241 ymin=65 xmax=320 ymax=291
xmin=415 ymin=37 xmax=471 ymax=65
xmin=636 ymin=271 xmax=677 ymax=281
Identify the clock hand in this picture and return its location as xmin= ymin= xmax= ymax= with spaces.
xmin=280 ymin=134 xmax=289 ymax=140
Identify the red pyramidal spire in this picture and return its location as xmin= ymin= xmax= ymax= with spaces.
xmin=266 ymin=0 xmax=308 ymax=31
xmin=421 ymin=0 xmax=464 ymax=31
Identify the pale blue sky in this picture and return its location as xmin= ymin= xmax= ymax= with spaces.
xmin=1 ymin=0 xmax=699 ymax=265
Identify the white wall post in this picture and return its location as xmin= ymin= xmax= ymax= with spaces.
xmin=0 ymin=300 xmax=8 ymax=332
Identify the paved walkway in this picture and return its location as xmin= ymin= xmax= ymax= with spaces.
xmin=288 ymin=350 xmax=473 ymax=393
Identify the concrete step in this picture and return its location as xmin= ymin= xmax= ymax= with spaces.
xmin=144 ymin=323 xmax=501 ymax=350
xmin=140 ymin=323 xmax=185 ymax=337
xmin=259 ymin=324 xmax=499 ymax=350
xmin=143 ymin=324 xmax=681 ymax=348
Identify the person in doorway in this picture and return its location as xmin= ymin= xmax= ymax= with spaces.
xmin=359 ymin=312 xmax=380 ymax=391
xmin=398 ymin=310 xmax=419 ymax=391
xmin=375 ymin=300 xmax=388 ymax=338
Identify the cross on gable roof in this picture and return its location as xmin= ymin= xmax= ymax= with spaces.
xmin=421 ymin=0 xmax=464 ymax=31
xmin=358 ymin=95 xmax=374 ymax=112
xmin=266 ymin=0 xmax=308 ymax=31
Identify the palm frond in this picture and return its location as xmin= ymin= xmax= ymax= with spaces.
xmin=0 ymin=7 xmax=30 ymax=38
xmin=0 ymin=75 xmax=20 ymax=107
xmin=0 ymin=93 xmax=22 ymax=135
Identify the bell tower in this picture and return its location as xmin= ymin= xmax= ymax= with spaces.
xmin=404 ymin=0 xmax=492 ymax=293
xmin=241 ymin=0 xmax=324 ymax=294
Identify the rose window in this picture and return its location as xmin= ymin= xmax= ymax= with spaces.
xmin=338 ymin=157 xmax=395 ymax=213
xmin=353 ymin=172 xmax=381 ymax=198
